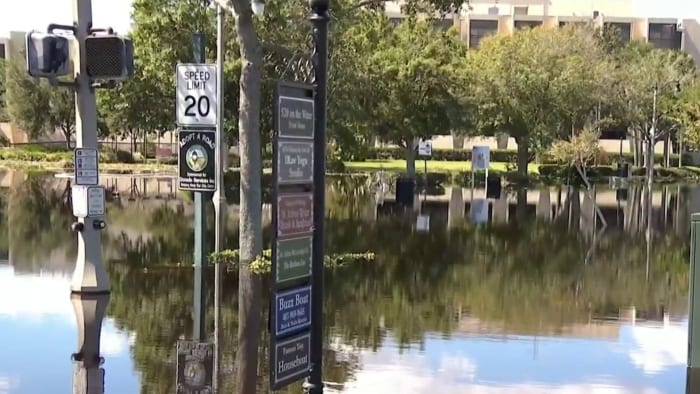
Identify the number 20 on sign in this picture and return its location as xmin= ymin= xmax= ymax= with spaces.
xmin=176 ymin=63 xmax=218 ymax=127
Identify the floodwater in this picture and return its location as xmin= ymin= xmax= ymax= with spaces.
xmin=0 ymin=171 xmax=697 ymax=393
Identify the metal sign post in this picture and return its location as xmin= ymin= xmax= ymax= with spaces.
xmin=270 ymin=81 xmax=316 ymax=390
xmin=176 ymin=34 xmax=217 ymax=271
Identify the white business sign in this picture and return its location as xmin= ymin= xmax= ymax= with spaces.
xmin=177 ymin=63 xmax=217 ymax=127
xmin=418 ymin=139 xmax=432 ymax=157
xmin=71 ymin=185 xmax=105 ymax=218
xmin=472 ymin=145 xmax=490 ymax=170
xmin=74 ymin=148 xmax=99 ymax=185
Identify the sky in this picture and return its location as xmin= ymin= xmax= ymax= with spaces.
xmin=0 ymin=0 xmax=699 ymax=37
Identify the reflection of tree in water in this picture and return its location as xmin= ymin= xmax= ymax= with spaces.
xmin=6 ymin=175 xmax=75 ymax=270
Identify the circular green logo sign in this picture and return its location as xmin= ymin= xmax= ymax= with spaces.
xmin=185 ymin=144 xmax=208 ymax=172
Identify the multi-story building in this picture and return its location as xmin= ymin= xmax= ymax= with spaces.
xmin=383 ymin=0 xmax=700 ymax=152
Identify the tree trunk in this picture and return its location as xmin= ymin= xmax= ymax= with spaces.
xmin=64 ymin=129 xmax=72 ymax=150
xmin=515 ymin=134 xmax=529 ymax=179
xmin=405 ymin=139 xmax=417 ymax=180
xmin=230 ymin=3 xmax=263 ymax=394
xmin=663 ymin=133 xmax=670 ymax=167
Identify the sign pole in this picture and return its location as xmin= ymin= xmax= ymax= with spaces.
xmin=308 ymin=0 xmax=329 ymax=392
xmin=70 ymin=0 xmax=109 ymax=294
xmin=191 ymin=33 xmax=209 ymax=345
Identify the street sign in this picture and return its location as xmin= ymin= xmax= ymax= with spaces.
xmin=177 ymin=63 xmax=217 ymax=127
xmin=472 ymin=145 xmax=490 ymax=170
xmin=277 ymin=193 xmax=314 ymax=237
xmin=418 ymin=139 xmax=432 ymax=157
xmin=178 ymin=130 xmax=216 ymax=192
xmin=270 ymin=332 xmax=311 ymax=390
xmin=176 ymin=340 xmax=214 ymax=394
xmin=278 ymin=96 xmax=315 ymax=139
xmin=274 ymin=285 xmax=312 ymax=337
xmin=275 ymin=236 xmax=313 ymax=285
xmin=73 ymin=148 xmax=99 ymax=185
xmin=277 ymin=140 xmax=314 ymax=185
xmin=71 ymin=185 xmax=105 ymax=218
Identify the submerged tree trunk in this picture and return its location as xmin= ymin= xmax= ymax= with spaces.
xmin=515 ymin=134 xmax=529 ymax=179
xmin=405 ymin=139 xmax=416 ymax=180
xmin=229 ymin=2 xmax=263 ymax=394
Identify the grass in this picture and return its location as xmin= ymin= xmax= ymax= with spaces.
xmin=344 ymin=159 xmax=541 ymax=174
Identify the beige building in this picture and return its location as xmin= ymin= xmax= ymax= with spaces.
xmin=383 ymin=0 xmax=699 ymax=152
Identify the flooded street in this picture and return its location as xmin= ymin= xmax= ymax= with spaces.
xmin=0 ymin=172 xmax=695 ymax=393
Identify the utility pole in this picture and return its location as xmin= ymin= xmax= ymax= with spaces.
xmin=71 ymin=0 xmax=109 ymax=294
xmin=307 ymin=0 xmax=329 ymax=392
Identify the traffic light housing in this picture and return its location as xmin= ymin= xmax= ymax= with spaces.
xmin=25 ymin=31 xmax=71 ymax=78
xmin=85 ymin=34 xmax=134 ymax=81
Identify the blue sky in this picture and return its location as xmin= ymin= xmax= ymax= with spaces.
xmin=1 ymin=0 xmax=700 ymax=37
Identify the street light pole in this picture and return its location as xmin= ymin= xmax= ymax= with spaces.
xmin=213 ymin=4 xmax=227 ymax=254
xmin=306 ymin=0 xmax=329 ymax=393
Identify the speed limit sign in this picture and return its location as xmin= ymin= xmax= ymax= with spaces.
xmin=176 ymin=63 xmax=218 ymax=127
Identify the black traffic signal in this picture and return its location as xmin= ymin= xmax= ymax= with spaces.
xmin=85 ymin=34 xmax=134 ymax=80
xmin=25 ymin=31 xmax=71 ymax=77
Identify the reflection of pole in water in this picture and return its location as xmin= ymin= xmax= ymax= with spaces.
xmin=645 ymin=184 xmax=652 ymax=280
xmin=71 ymin=293 xmax=110 ymax=394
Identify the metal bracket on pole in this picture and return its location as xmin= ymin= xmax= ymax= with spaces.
xmin=47 ymin=23 xmax=77 ymax=34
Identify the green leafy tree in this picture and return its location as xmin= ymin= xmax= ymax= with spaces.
xmin=469 ymin=25 xmax=612 ymax=178
xmin=350 ymin=17 xmax=471 ymax=178
xmin=5 ymin=59 xmax=75 ymax=148
xmin=0 ymin=59 xmax=7 ymax=122
xmin=608 ymin=43 xmax=695 ymax=169
xmin=670 ymin=78 xmax=700 ymax=152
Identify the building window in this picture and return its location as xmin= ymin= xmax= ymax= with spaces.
xmin=0 ymin=44 xmax=5 ymax=60
xmin=513 ymin=6 xmax=528 ymax=16
xmin=469 ymin=20 xmax=498 ymax=49
xmin=648 ymin=23 xmax=682 ymax=49
xmin=432 ymin=18 xmax=453 ymax=31
xmin=604 ymin=22 xmax=632 ymax=42
xmin=514 ymin=20 xmax=542 ymax=30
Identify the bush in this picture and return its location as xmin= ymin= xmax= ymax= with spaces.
xmin=362 ymin=146 xmax=679 ymax=166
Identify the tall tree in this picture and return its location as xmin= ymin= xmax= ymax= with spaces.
xmin=5 ymin=59 xmax=75 ymax=148
xmin=607 ymin=43 xmax=695 ymax=169
xmin=469 ymin=25 xmax=612 ymax=178
xmin=351 ymin=17 xmax=471 ymax=178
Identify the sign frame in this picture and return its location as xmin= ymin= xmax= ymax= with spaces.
xmin=418 ymin=139 xmax=432 ymax=157
xmin=273 ymin=284 xmax=312 ymax=337
xmin=175 ymin=340 xmax=214 ymax=394
xmin=73 ymin=147 xmax=99 ymax=186
xmin=269 ymin=331 xmax=311 ymax=390
xmin=274 ymin=235 xmax=313 ymax=285
xmin=276 ymin=192 xmax=314 ymax=238
xmin=177 ymin=129 xmax=217 ymax=192
xmin=176 ymin=63 xmax=218 ymax=127
xmin=276 ymin=140 xmax=314 ymax=186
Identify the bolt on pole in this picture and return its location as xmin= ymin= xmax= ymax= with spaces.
xmin=71 ymin=0 xmax=109 ymax=294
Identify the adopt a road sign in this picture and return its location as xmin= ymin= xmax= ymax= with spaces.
xmin=178 ymin=130 xmax=216 ymax=192
xmin=176 ymin=340 xmax=214 ymax=394
xmin=177 ymin=63 xmax=217 ymax=127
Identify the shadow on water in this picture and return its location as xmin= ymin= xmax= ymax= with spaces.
xmin=0 ymin=171 xmax=696 ymax=392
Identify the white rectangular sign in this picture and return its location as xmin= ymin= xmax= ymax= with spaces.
xmin=418 ymin=139 xmax=432 ymax=157
xmin=472 ymin=145 xmax=490 ymax=170
xmin=71 ymin=186 xmax=105 ymax=218
xmin=74 ymin=148 xmax=99 ymax=185
xmin=177 ymin=63 xmax=218 ymax=127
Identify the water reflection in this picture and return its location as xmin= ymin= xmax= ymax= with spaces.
xmin=0 ymin=171 xmax=696 ymax=393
